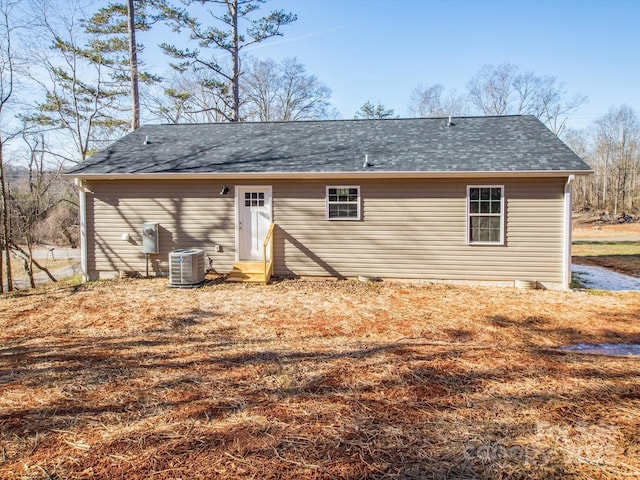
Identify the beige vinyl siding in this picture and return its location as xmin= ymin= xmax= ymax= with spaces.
xmin=272 ymin=177 xmax=565 ymax=285
xmin=85 ymin=176 xmax=566 ymax=286
xmin=85 ymin=180 xmax=237 ymax=279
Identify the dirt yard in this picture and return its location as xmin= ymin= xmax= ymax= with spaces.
xmin=1 ymin=278 xmax=640 ymax=479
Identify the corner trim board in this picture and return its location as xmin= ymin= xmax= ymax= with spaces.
xmin=563 ymin=175 xmax=575 ymax=290
xmin=76 ymin=178 xmax=88 ymax=282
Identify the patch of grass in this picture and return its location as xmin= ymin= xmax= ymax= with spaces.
xmin=573 ymin=240 xmax=640 ymax=256
xmin=10 ymin=258 xmax=76 ymax=279
xmin=572 ymin=241 xmax=640 ymax=278
xmin=1 ymin=279 xmax=640 ymax=479
xmin=572 ymin=241 xmax=640 ymax=257
xmin=57 ymin=274 xmax=84 ymax=287
xmin=570 ymin=273 xmax=586 ymax=289
xmin=586 ymin=289 xmax=611 ymax=296
xmin=6 ymin=275 xmax=85 ymax=299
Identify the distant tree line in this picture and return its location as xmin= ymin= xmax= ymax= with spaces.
xmin=565 ymin=105 xmax=640 ymax=216
xmin=0 ymin=0 xmax=634 ymax=291
xmin=404 ymin=64 xmax=640 ymax=216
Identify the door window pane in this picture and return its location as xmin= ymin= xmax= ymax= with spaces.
xmin=245 ymin=191 xmax=266 ymax=207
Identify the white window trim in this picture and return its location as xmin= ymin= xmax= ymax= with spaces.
xmin=326 ymin=185 xmax=361 ymax=221
xmin=466 ymin=185 xmax=505 ymax=245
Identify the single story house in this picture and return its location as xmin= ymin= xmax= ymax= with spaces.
xmin=66 ymin=115 xmax=592 ymax=290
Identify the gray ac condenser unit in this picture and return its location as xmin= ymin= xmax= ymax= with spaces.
xmin=168 ymin=248 xmax=205 ymax=287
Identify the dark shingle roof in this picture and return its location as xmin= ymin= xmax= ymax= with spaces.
xmin=67 ymin=116 xmax=591 ymax=176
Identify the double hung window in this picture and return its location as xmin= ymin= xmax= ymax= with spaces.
xmin=326 ymin=186 xmax=360 ymax=220
xmin=468 ymin=186 xmax=504 ymax=244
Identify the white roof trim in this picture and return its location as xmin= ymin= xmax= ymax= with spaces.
xmin=65 ymin=169 xmax=593 ymax=181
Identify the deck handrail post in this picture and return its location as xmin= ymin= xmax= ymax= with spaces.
xmin=262 ymin=223 xmax=275 ymax=284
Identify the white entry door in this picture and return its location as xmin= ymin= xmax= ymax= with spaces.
xmin=237 ymin=186 xmax=272 ymax=261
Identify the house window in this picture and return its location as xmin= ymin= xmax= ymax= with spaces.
xmin=468 ymin=186 xmax=504 ymax=244
xmin=326 ymin=186 xmax=360 ymax=220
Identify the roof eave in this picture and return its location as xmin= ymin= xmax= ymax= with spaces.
xmin=65 ymin=169 xmax=593 ymax=181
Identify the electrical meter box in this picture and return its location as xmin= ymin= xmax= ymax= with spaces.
xmin=142 ymin=222 xmax=159 ymax=254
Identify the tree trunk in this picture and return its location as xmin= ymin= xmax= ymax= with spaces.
xmin=62 ymin=225 xmax=77 ymax=248
xmin=20 ymin=254 xmax=35 ymax=289
xmin=0 ymin=158 xmax=3 ymax=294
xmin=631 ymin=164 xmax=637 ymax=210
xmin=602 ymin=152 xmax=608 ymax=210
xmin=25 ymin=237 xmax=35 ymax=288
xmin=0 ymin=132 xmax=12 ymax=292
xmin=613 ymin=169 xmax=621 ymax=217
xmin=230 ymin=0 xmax=240 ymax=122
xmin=127 ymin=0 xmax=140 ymax=131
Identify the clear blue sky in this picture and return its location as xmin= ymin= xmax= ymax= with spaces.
xmin=212 ymin=0 xmax=639 ymax=130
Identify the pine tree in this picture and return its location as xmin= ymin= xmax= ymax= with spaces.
xmin=160 ymin=0 xmax=296 ymax=122
xmin=354 ymin=101 xmax=396 ymax=119
xmin=29 ymin=32 xmax=129 ymax=161
xmin=84 ymin=0 xmax=162 ymax=131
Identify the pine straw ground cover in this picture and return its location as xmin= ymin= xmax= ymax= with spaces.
xmin=1 ymin=279 xmax=640 ymax=480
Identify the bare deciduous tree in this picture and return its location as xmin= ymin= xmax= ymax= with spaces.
xmin=563 ymin=128 xmax=595 ymax=208
xmin=408 ymin=83 xmax=468 ymax=117
xmin=242 ymin=57 xmax=332 ymax=121
xmin=9 ymin=135 xmax=65 ymax=287
xmin=467 ymin=63 xmax=517 ymax=116
xmin=593 ymin=105 xmax=640 ymax=214
xmin=562 ymin=106 xmax=640 ymax=217
xmin=0 ymin=0 xmax=22 ymax=292
xmin=466 ymin=62 xmax=587 ymax=136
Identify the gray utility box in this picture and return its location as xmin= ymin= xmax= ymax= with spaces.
xmin=169 ymin=248 xmax=205 ymax=287
xmin=142 ymin=222 xmax=159 ymax=254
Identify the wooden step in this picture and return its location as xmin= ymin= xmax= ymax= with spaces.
xmin=227 ymin=274 xmax=265 ymax=283
xmin=231 ymin=261 xmax=264 ymax=273
xmin=227 ymin=261 xmax=267 ymax=283
xmin=227 ymin=271 xmax=266 ymax=283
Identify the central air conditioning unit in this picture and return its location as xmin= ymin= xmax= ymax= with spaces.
xmin=168 ymin=248 xmax=205 ymax=288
